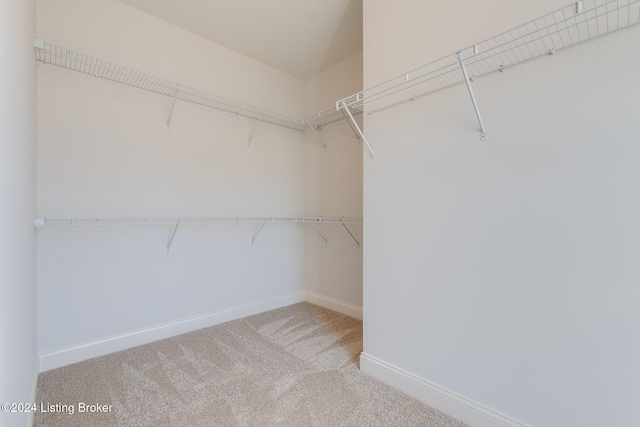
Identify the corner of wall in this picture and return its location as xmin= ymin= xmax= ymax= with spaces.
xmin=27 ymin=355 xmax=40 ymax=427
xmin=305 ymin=291 xmax=363 ymax=320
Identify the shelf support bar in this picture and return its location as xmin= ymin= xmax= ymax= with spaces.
xmin=307 ymin=122 xmax=327 ymax=151
xmin=167 ymin=84 xmax=179 ymax=130
xmin=251 ymin=221 xmax=267 ymax=247
xmin=309 ymin=224 xmax=328 ymax=244
xmin=340 ymin=108 xmax=362 ymax=143
xmin=248 ymin=115 xmax=263 ymax=146
xmin=339 ymin=101 xmax=375 ymax=160
xmin=456 ymin=52 xmax=487 ymax=141
xmin=340 ymin=219 xmax=360 ymax=248
xmin=166 ymin=220 xmax=180 ymax=254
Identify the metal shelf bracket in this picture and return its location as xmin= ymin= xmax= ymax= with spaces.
xmin=339 ymin=108 xmax=362 ymax=144
xmin=251 ymin=220 xmax=267 ymax=247
xmin=456 ymin=51 xmax=487 ymax=141
xmin=248 ymin=115 xmax=263 ymax=146
xmin=340 ymin=219 xmax=360 ymax=248
xmin=167 ymin=84 xmax=179 ymax=130
xmin=339 ymin=101 xmax=375 ymax=160
xmin=309 ymin=223 xmax=328 ymax=244
xmin=166 ymin=220 xmax=180 ymax=254
xmin=307 ymin=122 xmax=327 ymax=151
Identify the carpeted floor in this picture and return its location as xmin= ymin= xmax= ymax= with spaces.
xmin=35 ymin=302 xmax=468 ymax=426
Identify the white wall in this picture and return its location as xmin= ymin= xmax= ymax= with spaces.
xmin=0 ymin=0 xmax=38 ymax=426
xmin=363 ymin=1 xmax=640 ymax=426
xmin=36 ymin=0 xmax=308 ymax=370
xmin=304 ymin=52 xmax=364 ymax=316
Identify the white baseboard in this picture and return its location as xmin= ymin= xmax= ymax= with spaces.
xmin=27 ymin=355 xmax=40 ymax=427
xmin=305 ymin=291 xmax=363 ymax=320
xmin=359 ymin=353 xmax=530 ymax=427
xmin=38 ymin=291 xmax=360 ymax=372
xmin=39 ymin=292 xmax=306 ymax=372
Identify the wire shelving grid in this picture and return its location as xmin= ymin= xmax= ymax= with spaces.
xmin=33 ymin=40 xmax=359 ymax=132
xmin=337 ymin=0 xmax=640 ymax=115
xmin=33 ymin=40 xmax=311 ymax=132
xmin=35 ymin=1 xmax=638 ymax=152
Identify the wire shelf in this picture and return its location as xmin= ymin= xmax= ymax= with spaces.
xmin=34 ymin=216 xmax=364 ymax=250
xmin=34 ymin=40 xmax=308 ymax=132
xmin=338 ymin=0 xmax=640 ymax=114
xmin=34 ymin=216 xmax=363 ymax=227
xmin=33 ymin=40 xmax=367 ymax=140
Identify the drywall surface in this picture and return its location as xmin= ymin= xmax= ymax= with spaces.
xmin=36 ymin=0 xmax=307 ymax=367
xmin=0 ymin=0 xmax=38 ymax=426
xmin=304 ymin=50 xmax=363 ymax=117
xmin=363 ymin=0 xmax=640 ymax=426
xmin=304 ymin=52 xmax=364 ymax=314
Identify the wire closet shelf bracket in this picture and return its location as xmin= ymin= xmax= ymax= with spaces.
xmin=336 ymin=0 xmax=640 ymax=155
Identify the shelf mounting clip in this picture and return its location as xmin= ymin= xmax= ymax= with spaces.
xmin=456 ymin=51 xmax=487 ymax=141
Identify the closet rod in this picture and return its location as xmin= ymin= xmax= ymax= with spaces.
xmin=33 ymin=216 xmax=363 ymax=227
xmin=35 ymin=216 xmax=364 ymax=251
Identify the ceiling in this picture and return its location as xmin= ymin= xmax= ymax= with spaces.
xmin=117 ymin=0 xmax=363 ymax=80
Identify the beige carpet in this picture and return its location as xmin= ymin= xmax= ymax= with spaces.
xmin=35 ymin=302 xmax=467 ymax=426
